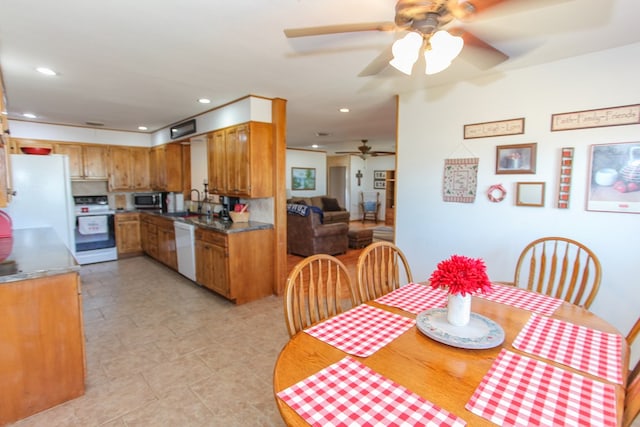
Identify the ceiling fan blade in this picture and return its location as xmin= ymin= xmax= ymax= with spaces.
xmin=335 ymin=151 xmax=361 ymax=154
xmin=452 ymin=28 xmax=509 ymax=70
xmin=358 ymin=44 xmax=394 ymax=77
xmin=372 ymin=151 xmax=395 ymax=155
xmin=284 ymin=22 xmax=396 ymax=38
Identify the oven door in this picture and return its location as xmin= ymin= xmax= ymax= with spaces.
xmin=75 ymin=213 xmax=116 ymax=253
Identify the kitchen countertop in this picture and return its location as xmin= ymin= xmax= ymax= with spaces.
xmin=0 ymin=227 xmax=80 ymax=283
xmin=124 ymin=210 xmax=274 ymax=234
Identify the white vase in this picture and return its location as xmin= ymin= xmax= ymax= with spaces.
xmin=447 ymin=293 xmax=471 ymax=326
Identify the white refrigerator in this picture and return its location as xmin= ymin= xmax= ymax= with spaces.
xmin=2 ymin=154 xmax=75 ymax=252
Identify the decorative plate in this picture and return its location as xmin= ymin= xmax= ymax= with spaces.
xmin=21 ymin=147 xmax=52 ymax=155
xmin=416 ymin=308 xmax=504 ymax=349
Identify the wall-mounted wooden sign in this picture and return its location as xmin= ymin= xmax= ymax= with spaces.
xmin=551 ymin=104 xmax=640 ymax=131
xmin=463 ymin=118 xmax=525 ymax=139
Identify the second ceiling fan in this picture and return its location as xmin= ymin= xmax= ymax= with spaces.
xmin=284 ymin=0 xmax=514 ymax=76
xmin=336 ymin=140 xmax=395 ymax=159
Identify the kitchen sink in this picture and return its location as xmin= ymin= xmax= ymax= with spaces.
xmin=163 ymin=211 xmax=201 ymax=219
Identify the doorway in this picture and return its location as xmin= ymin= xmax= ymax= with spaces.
xmin=328 ymin=166 xmax=347 ymax=208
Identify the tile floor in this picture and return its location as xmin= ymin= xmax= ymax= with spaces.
xmin=11 ymin=256 xmax=289 ymax=426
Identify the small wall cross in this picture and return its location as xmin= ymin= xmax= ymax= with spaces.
xmin=355 ymin=170 xmax=363 ymax=186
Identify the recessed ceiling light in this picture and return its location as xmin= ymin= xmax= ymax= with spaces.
xmin=138 ymin=126 xmax=148 ymax=131
xmin=315 ymin=132 xmax=331 ymax=137
xmin=198 ymin=98 xmax=211 ymax=104
xmin=311 ymin=144 xmax=319 ymax=148
xmin=36 ymin=67 xmax=57 ymax=76
xmin=23 ymin=113 xmax=37 ymax=118
xmin=339 ymin=108 xmax=350 ymax=113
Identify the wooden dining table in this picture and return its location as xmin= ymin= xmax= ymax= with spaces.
xmin=273 ymin=284 xmax=629 ymax=426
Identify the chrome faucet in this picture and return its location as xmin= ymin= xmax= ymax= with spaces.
xmin=190 ymin=189 xmax=202 ymax=213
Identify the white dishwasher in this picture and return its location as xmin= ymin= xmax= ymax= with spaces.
xmin=174 ymin=221 xmax=196 ymax=281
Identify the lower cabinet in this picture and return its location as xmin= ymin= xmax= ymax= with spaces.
xmin=156 ymin=218 xmax=177 ymax=271
xmin=195 ymin=227 xmax=274 ymax=304
xmin=0 ymin=272 xmax=85 ymax=425
xmin=141 ymin=214 xmax=176 ymax=270
xmin=115 ymin=213 xmax=142 ymax=257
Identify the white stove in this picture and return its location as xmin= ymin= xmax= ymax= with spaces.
xmin=73 ymin=195 xmax=117 ymax=264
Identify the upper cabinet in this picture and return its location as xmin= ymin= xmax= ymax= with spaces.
xmin=109 ymin=146 xmax=150 ymax=191
xmin=53 ymin=143 xmax=108 ymax=180
xmin=207 ymin=121 xmax=273 ymax=198
xmin=150 ymin=143 xmax=182 ymax=192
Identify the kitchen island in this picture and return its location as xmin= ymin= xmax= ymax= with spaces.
xmin=0 ymin=228 xmax=85 ymax=425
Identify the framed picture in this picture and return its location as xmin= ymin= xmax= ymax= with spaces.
xmin=373 ymin=170 xmax=387 ymax=180
xmin=373 ymin=180 xmax=386 ymax=189
xmin=291 ymin=167 xmax=316 ymax=191
xmin=516 ymin=182 xmax=545 ymax=207
xmin=587 ymin=141 xmax=640 ymax=214
xmin=496 ymin=143 xmax=537 ymax=174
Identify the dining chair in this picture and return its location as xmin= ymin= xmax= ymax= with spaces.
xmin=624 ymin=358 xmax=640 ymax=427
xmin=512 ymin=237 xmax=601 ymax=309
xmin=284 ymin=254 xmax=358 ymax=337
xmin=356 ymin=241 xmax=414 ymax=303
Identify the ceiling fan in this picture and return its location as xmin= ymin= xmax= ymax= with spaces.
xmin=335 ymin=140 xmax=395 ymax=159
xmin=284 ymin=0 xmax=514 ymax=76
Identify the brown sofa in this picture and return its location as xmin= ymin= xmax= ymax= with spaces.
xmin=287 ymin=205 xmax=348 ymax=257
xmin=287 ymin=195 xmax=350 ymax=224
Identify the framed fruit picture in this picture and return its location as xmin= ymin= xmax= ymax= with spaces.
xmin=587 ymin=141 xmax=640 ymax=214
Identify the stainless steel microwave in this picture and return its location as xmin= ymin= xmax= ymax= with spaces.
xmin=133 ymin=192 xmax=161 ymax=209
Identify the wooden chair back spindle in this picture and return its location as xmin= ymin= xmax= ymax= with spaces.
xmin=514 ymin=237 xmax=601 ymax=309
xmin=284 ymin=254 xmax=357 ymax=337
xmin=356 ymin=241 xmax=413 ymax=303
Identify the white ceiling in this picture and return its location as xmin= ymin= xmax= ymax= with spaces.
xmin=1 ymin=0 xmax=639 ymax=155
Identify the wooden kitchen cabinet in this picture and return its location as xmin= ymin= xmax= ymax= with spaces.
xmin=140 ymin=214 xmax=176 ymax=269
xmin=140 ymin=214 xmax=158 ymax=259
xmin=206 ymin=121 xmax=273 ymax=198
xmin=195 ymin=227 xmax=274 ymax=304
xmin=156 ymin=217 xmax=177 ymax=270
xmin=53 ymin=142 xmax=108 ymax=180
xmin=109 ymin=146 xmax=150 ymax=191
xmin=151 ymin=143 xmax=182 ymax=192
xmin=0 ymin=272 xmax=85 ymax=425
xmin=115 ymin=212 xmax=142 ymax=257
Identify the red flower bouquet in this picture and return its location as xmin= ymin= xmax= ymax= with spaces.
xmin=429 ymin=255 xmax=492 ymax=296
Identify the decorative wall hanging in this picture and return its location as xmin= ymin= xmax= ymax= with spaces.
xmin=487 ymin=184 xmax=507 ymax=203
xmin=374 ymin=180 xmax=387 ymax=190
xmin=464 ymin=118 xmax=525 ymax=139
xmin=551 ymin=104 xmax=640 ymax=131
xmin=442 ymin=158 xmax=479 ymax=203
xmin=557 ymin=147 xmax=574 ymax=209
xmin=291 ymin=167 xmax=316 ymax=191
xmin=516 ymin=182 xmax=545 ymax=207
xmin=355 ymin=170 xmax=363 ymax=186
xmin=587 ymin=141 xmax=640 ymax=214
xmin=495 ymin=143 xmax=537 ymax=174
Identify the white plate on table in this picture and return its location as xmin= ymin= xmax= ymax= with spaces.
xmin=416 ymin=308 xmax=504 ymax=349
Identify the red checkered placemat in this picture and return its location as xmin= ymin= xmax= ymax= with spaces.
xmin=375 ymin=283 xmax=448 ymax=314
xmin=512 ymin=313 xmax=623 ymax=384
xmin=476 ymin=283 xmax=563 ymax=316
xmin=466 ymin=349 xmax=617 ymax=427
xmin=278 ymin=356 xmax=467 ymax=427
xmin=305 ymin=304 xmax=415 ymax=357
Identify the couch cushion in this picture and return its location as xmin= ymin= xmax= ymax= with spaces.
xmin=322 ymin=197 xmax=341 ymax=211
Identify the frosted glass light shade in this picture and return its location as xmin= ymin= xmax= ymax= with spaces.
xmin=424 ymin=49 xmax=452 ymax=75
xmin=424 ymin=30 xmax=464 ymax=75
xmin=389 ymin=32 xmax=423 ymax=75
xmin=430 ymin=30 xmax=464 ymax=62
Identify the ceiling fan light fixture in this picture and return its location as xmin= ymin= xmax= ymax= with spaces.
xmin=389 ymin=31 xmax=423 ymax=75
xmin=424 ymin=30 xmax=464 ymax=75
